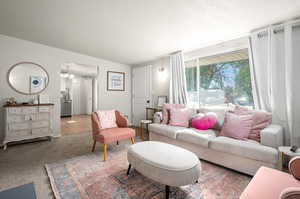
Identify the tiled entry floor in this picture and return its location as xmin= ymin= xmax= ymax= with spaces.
xmin=61 ymin=115 xmax=91 ymax=135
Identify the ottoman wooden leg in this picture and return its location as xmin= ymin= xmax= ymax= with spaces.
xmin=165 ymin=185 xmax=170 ymax=199
xmin=127 ymin=164 xmax=131 ymax=175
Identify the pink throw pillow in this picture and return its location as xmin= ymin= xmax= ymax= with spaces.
xmin=234 ymin=106 xmax=272 ymax=142
xmin=162 ymin=103 xmax=185 ymax=124
xmin=169 ymin=108 xmax=189 ymax=127
xmin=96 ymin=110 xmax=118 ymax=129
xmin=220 ymin=112 xmax=253 ymax=140
xmin=192 ymin=112 xmax=217 ymax=130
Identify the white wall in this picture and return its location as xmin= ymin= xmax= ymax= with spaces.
xmin=0 ymin=34 xmax=131 ymax=139
xmin=133 ymin=56 xmax=170 ymax=107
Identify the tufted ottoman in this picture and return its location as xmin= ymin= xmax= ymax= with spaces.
xmin=127 ymin=141 xmax=201 ymax=198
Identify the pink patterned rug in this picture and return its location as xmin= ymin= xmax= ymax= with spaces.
xmin=45 ymin=144 xmax=251 ymax=199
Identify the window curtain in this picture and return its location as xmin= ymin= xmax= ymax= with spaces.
xmin=169 ymin=51 xmax=188 ymax=104
xmin=249 ymin=20 xmax=300 ymax=146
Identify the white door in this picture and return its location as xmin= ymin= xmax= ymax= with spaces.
xmin=83 ymin=78 xmax=93 ymax=114
xmin=132 ymin=65 xmax=152 ymax=126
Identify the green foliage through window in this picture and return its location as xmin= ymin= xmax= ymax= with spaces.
xmin=185 ymin=59 xmax=254 ymax=107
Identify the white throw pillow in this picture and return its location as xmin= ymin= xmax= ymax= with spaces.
xmin=97 ymin=110 xmax=118 ymax=129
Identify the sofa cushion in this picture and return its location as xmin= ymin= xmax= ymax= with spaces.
xmin=209 ymin=136 xmax=278 ymax=164
xmin=176 ymin=128 xmax=217 ymax=147
xmin=149 ymin=123 xmax=188 ymax=139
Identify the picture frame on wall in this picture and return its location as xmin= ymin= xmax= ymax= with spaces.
xmin=157 ymin=96 xmax=168 ymax=107
xmin=107 ymin=71 xmax=125 ymax=91
xmin=30 ymin=76 xmax=46 ymax=94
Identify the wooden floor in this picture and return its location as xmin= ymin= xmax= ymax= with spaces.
xmin=61 ymin=115 xmax=92 ymax=136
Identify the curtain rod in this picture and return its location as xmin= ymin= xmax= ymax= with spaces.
xmin=253 ymin=17 xmax=300 ymax=37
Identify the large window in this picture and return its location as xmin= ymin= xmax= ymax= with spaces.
xmin=185 ymin=49 xmax=253 ymax=107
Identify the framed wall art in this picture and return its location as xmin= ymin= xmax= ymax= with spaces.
xmin=107 ymin=71 xmax=125 ymax=91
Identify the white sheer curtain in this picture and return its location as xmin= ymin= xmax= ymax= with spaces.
xmin=169 ymin=51 xmax=188 ymax=104
xmin=250 ymin=20 xmax=300 ymax=146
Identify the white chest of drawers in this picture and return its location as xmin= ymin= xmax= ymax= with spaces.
xmin=3 ymin=104 xmax=54 ymax=150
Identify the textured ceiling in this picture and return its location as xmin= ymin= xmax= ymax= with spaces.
xmin=0 ymin=0 xmax=300 ymax=65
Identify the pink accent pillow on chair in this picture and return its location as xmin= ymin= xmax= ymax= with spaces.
xmin=191 ymin=112 xmax=217 ymax=130
xmin=162 ymin=103 xmax=185 ymax=124
xmin=169 ymin=108 xmax=189 ymax=127
xmin=234 ymin=106 xmax=272 ymax=142
xmin=96 ymin=110 xmax=118 ymax=129
xmin=220 ymin=112 xmax=253 ymax=140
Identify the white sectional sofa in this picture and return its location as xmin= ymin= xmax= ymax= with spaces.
xmin=149 ymin=106 xmax=283 ymax=176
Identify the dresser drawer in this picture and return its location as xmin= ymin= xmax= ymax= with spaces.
xmin=32 ymin=121 xmax=49 ymax=128
xmin=7 ymin=115 xmax=25 ymax=123
xmin=32 ymin=128 xmax=49 ymax=136
xmin=6 ymin=130 xmax=31 ymax=140
xmin=8 ymin=108 xmax=22 ymax=114
xmin=31 ymin=113 xmax=49 ymax=121
xmin=38 ymin=107 xmax=51 ymax=112
xmin=22 ymin=107 xmax=37 ymax=114
xmin=8 ymin=122 xmax=30 ymax=131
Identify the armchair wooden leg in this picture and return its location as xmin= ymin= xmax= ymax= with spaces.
xmin=103 ymin=144 xmax=107 ymax=161
xmin=130 ymin=137 xmax=135 ymax=144
xmin=92 ymin=140 xmax=96 ymax=152
xmin=117 ymin=140 xmax=119 ymax=145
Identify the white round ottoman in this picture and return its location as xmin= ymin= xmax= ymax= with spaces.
xmin=127 ymin=141 xmax=201 ymax=198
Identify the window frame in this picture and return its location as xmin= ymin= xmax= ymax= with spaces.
xmin=185 ymin=49 xmax=253 ymax=108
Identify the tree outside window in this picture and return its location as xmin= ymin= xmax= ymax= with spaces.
xmin=185 ymin=52 xmax=253 ymax=107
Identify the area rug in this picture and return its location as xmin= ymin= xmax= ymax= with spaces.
xmin=45 ymin=144 xmax=251 ymax=199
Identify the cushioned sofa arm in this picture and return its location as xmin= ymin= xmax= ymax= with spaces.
xmin=261 ymin=124 xmax=283 ymax=148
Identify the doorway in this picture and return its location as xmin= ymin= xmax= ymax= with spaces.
xmin=60 ymin=63 xmax=98 ymax=135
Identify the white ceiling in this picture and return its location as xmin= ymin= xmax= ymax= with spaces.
xmin=0 ymin=0 xmax=300 ymax=65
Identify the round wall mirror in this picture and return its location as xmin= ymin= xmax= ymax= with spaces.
xmin=7 ymin=62 xmax=49 ymax=95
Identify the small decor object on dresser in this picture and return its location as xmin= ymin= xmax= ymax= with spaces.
xmin=107 ymin=71 xmax=125 ymax=91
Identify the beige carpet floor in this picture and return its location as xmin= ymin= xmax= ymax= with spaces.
xmin=0 ymin=132 xmax=128 ymax=199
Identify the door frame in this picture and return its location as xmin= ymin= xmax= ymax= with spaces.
xmin=131 ymin=65 xmax=152 ymax=126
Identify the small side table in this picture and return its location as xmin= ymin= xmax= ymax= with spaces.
xmin=278 ymin=146 xmax=300 ymax=171
xmin=140 ymin=120 xmax=152 ymax=141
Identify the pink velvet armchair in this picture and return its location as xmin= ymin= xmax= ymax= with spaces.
xmin=91 ymin=110 xmax=135 ymax=161
xmin=240 ymin=156 xmax=300 ymax=199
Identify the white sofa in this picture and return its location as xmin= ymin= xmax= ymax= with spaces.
xmin=149 ymin=106 xmax=283 ymax=176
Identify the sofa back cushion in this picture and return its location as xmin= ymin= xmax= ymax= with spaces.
xmin=220 ymin=112 xmax=253 ymax=140
xmin=96 ymin=110 xmax=118 ymax=129
xmin=169 ymin=108 xmax=190 ymax=127
xmin=198 ymin=105 xmax=235 ymax=130
xmin=233 ymin=106 xmax=272 ymax=142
